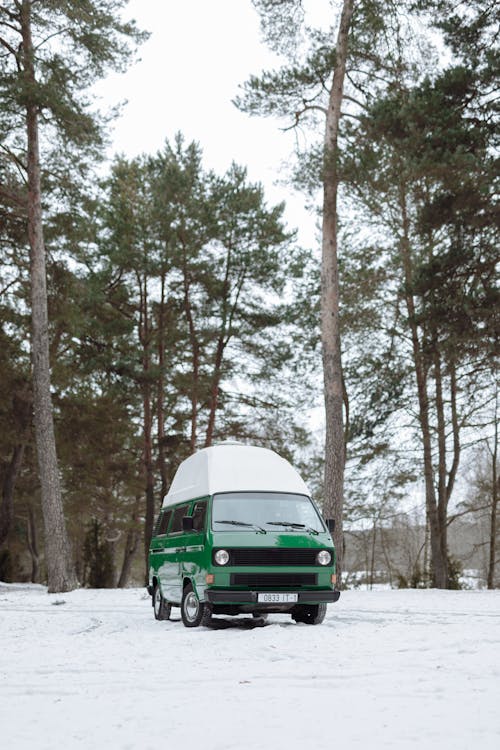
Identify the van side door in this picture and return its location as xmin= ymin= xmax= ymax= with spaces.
xmin=179 ymin=499 xmax=209 ymax=597
xmin=149 ymin=509 xmax=172 ymax=591
xmin=163 ymin=503 xmax=190 ymax=604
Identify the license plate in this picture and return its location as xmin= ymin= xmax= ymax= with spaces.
xmin=257 ymin=592 xmax=298 ymax=603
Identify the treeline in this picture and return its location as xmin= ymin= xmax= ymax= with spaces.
xmin=1 ymin=135 xmax=313 ymax=585
xmin=237 ymin=0 xmax=499 ymax=588
xmin=0 ymin=1 xmax=498 ymax=590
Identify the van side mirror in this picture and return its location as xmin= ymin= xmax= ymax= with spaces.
xmin=182 ymin=516 xmax=194 ymax=532
xmin=326 ymin=518 xmax=335 ymax=533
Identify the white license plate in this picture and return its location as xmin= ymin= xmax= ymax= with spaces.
xmin=257 ymin=592 xmax=298 ymax=603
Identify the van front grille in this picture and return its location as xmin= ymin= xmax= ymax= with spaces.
xmin=228 ymin=548 xmax=320 ymax=566
xmin=230 ymin=573 xmax=317 ymax=588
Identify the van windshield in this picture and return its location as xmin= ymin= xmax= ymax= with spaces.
xmin=211 ymin=492 xmax=325 ymax=533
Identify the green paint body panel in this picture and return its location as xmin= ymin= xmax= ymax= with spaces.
xmin=149 ymin=496 xmax=211 ymax=603
xmin=149 ymin=494 xmax=337 ymax=613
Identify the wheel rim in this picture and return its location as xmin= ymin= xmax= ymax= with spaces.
xmin=184 ymin=591 xmax=199 ymax=622
xmin=154 ymin=587 xmax=161 ymax=615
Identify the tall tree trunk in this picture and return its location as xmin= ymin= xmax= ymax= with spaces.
xmin=380 ymin=528 xmax=394 ymax=588
xmin=205 ymin=337 xmax=225 ymax=448
xmin=487 ymin=393 xmax=498 ymax=589
xmin=433 ymin=341 xmax=449 ymax=586
xmin=423 ymin=518 xmax=430 ymax=584
xmin=20 ymin=0 xmax=77 ymax=593
xmin=118 ymin=498 xmax=141 ymax=588
xmin=102 ymin=509 xmax=118 ymax=588
xmin=157 ymin=272 xmax=168 ymax=499
xmin=205 ymin=248 xmax=235 ymax=447
xmin=398 ymin=180 xmax=446 ymax=588
xmin=138 ymin=272 xmax=155 ymax=581
xmin=369 ymin=522 xmax=377 ymax=590
xmin=143 ymin=387 xmax=155 ymax=581
xmin=321 ymin=0 xmax=354 ymax=586
xmin=180 ymin=238 xmax=200 ymax=452
xmin=446 ymin=359 xmax=461 ymax=502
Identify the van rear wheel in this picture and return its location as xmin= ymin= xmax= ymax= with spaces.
xmin=181 ymin=583 xmax=212 ymax=627
xmin=292 ymin=603 xmax=327 ymax=625
xmin=153 ymin=583 xmax=171 ymax=621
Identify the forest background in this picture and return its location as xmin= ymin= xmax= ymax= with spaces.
xmin=0 ymin=0 xmax=498 ymax=591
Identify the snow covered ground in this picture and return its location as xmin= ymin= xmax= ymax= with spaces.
xmin=1 ymin=584 xmax=499 ymax=750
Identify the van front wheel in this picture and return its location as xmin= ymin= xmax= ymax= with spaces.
xmin=292 ymin=603 xmax=327 ymax=625
xmin=181 ymin=583 xmax=212 ymax=628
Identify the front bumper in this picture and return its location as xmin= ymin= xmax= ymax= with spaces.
xmin=206 ymin=589 xmax=340 ymax=604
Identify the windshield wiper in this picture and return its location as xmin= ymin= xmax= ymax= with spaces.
xmin=266 ymin=521 xmax=319 ymax=535
xmin=216 ymin=520 xmax=267 ymax=533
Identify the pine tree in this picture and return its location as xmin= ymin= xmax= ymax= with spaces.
xmin=0 ymin=0 xmax=146 ymax=591
xmin=236 ymin=0 xmax=417 ymax=582
xmin=96 ymin=136 xmax=311 ymax=580
xmin=338 ymin=3 xmax=498 ymax=586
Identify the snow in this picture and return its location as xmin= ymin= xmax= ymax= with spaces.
xmin=1 ymin=584 xmax=499 ymax=750
xmin=163 ymin=443 xmax=310 ymax=507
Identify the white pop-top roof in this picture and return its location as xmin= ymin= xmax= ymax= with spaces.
xmin=162 ymin=442 xmax=310 ymax=507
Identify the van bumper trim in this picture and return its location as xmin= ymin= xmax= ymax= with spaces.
xmin=205 ymin=590 xmax=340 ymax=604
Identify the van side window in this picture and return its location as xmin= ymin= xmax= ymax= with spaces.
xmin=191 ymin=502 xmax=207 ymax=532
xmin=158 ymin=509 xmax=172 ymax=536
xmin=170 ymin=504 xmax=189 ymax=534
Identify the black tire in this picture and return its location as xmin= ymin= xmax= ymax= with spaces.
xmin=292 ymin=603 xmax=327 ymax=625
xmin=153 ymin=583 xmax=171 ymax=621
xmin=181 ymin=583 xmax=212 ymax=628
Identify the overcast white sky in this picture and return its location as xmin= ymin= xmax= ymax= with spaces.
xmin=94 ymin=0 xmax=327 ymax=248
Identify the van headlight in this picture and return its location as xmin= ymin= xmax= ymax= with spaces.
xmin=316 ymin=550 xmax=332 ymax=566
xmin=214 ymin=549 xmax=230 ymax=566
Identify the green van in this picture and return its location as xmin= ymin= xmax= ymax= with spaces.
xmin=148 ymin=442 xmax=340 ymax=627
